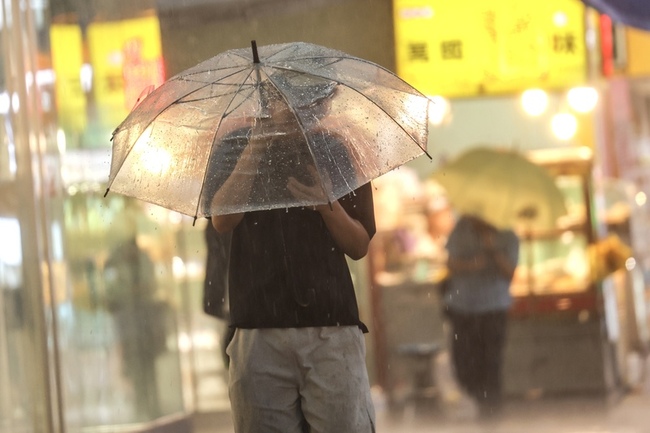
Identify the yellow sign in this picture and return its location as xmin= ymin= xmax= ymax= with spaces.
xmin=50 ymin=24 xmax=87 ymax=133
xmin=87 ymin=14 xmax=165 ymax=129
xmin=394 ymin=0 xmax=587 ymax=97
xmin=625 ymin=27 xmax=650 ymax=77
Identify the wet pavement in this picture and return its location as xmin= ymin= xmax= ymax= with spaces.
xmin=193 ymin=388 xmax=650 ymax=433
xmin=376 ymin=392 xmax=650 ymax=433
xmin=193 ymin=352 xmax=650 ymax=433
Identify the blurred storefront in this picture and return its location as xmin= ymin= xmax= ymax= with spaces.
xmin=0 ymin=1 xmax=395 ymax=432
xmin=3 ymin=0 xmax=650 ymax=431
xmin=369 ymin=0 xmax=650 ymax=411
xmin=0 ymin=2 xmax=223 ymax=433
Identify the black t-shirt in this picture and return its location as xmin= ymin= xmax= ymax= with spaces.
xmin=228 ymin=182 xmax=375 ymax=331
xmin=202 ymin=222 xmax=231 ymax=319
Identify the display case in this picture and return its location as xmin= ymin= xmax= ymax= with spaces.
xmin=503 ymin=147 xmax=631 ymax=397
xmin=368 ymin=148 xmax=642 ymax=407
xmin=507 ymin=147 xmax=598 ymax=317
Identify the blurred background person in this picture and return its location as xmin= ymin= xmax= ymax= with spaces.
xmin=202 ymin=222 xmax=235 ymax=368
xmin=442 ymin=214 xmax=519 ymax=420
xmin=104 ymin=237 xmax=170 ymax=420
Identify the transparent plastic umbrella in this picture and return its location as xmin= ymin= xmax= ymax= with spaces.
xmin=105 ymin=41 xmax=431 ymax=220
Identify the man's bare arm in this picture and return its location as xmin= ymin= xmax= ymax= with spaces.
xmin=287 ymin=173 xmax=370 ymax=260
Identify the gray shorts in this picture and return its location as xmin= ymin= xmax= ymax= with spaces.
xmin=227 ymin=326 xmax=376 ymax=433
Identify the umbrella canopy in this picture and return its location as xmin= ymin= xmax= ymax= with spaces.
xmin=431 ymin=147 xmax=567 ymax=231
xmin=106 ymin=41 xmax=431 ymax=219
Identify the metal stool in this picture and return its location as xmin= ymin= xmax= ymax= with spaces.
xmin=396 ymin=342 xmax=443 ymax=419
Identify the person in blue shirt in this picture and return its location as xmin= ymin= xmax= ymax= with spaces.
xmin=443 ymin=214 xmax=519 ymax=419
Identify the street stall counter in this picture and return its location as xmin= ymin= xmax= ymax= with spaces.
xmin=502 ymin=147 xmax=637 ymax=397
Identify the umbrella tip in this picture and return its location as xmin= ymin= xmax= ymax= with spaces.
xmin=103 ymin=188 xmax=110 ymax=198
xmin=251 ymin=40 xmax=260 ymax=63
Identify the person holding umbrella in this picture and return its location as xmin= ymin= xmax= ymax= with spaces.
xmin=443 ymin=213 xmax=519 ymax=420
xmin=105 ymin=41 xmax=432 ymax=432
xmin=211 ymin=81 xmax=377 ymax=433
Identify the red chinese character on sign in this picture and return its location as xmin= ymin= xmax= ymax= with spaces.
xmin=122 ymin=38 xmax=165 ymax=110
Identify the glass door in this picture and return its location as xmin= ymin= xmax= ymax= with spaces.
xmin=1 ymin=0 xmax=60 ymax=432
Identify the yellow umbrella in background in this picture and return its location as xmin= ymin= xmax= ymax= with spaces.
xmin=431 ymin=147 xmax=568 ymax=232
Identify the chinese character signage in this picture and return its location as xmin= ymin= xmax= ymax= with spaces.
xmin=50 ymin=24 xmax=87 ymax=133
xmin=87 ymin=14 xmax=165 ymax=130
xmin=394 ymin=0 xmax=587 ymax=97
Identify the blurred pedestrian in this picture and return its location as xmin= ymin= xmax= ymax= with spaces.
xmin=443 ymin=214 xmax=519 ymax=419
xmin=210 ymin=83 xmax=377 ymax=433
xmin=202 ymin=221 xmax=235 ymax=368
xmin=104 ymin=237 xmax=170 ymax=420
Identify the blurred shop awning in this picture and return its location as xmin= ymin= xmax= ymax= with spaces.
xmin=583 ymin=0 xmax=650 ymax=30
xmin=157 ymin=0 xmax=346 ymax=25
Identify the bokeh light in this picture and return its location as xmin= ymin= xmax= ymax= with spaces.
xmin=551 ymin=112 xmax=578 ymax=140
xmin=429 ymin=95 xmax=451 ymax=126
xmin=567 ymin=86 xmax=599 ymax=113
xmin=521 ymin=89 xmax=548 ymax=116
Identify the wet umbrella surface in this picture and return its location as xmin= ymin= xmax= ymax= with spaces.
xmin=106 ymin=41 xmax=431 ymax=219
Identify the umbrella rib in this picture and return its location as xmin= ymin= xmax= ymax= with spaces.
xmin=263 ymin=62 xmax=431 ymax=159
xmin=179 ymin=64 xmax=249 ymax=80
xmin=180 ymin=61 xmax=245 ymax=73
xmin=177 ymin=55 xmax=431 ymax=161
xmin=194 ymin=67 xmax=259 ymax=218
xmin=264 ymin=73 xmax=335 ymax=205
xmin=114 ymin=64 xmax=249 ymax=136
xmin=177 ymin=65 xmax=250 ymax=89
xmin=109 ymin=72 xmax=248 ymax=195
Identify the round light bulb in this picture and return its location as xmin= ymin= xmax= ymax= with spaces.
xmin=429 ymin=95 xmax=451 ymax=126
xmin=635 ymin=191 xmax=647 ymax=207
xmin=553 ymin=11 xmax=568 ymax=27
xmin=521 ymin=89 xmax=548 ymax=116
xmin=551 ymin=112 xmax=578 ymax=140
xmin=567 ymin=86 xmax=599 ymax=113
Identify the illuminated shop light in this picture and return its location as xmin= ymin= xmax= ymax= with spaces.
xmin=0 ymin=218 xmax=22 ymax=266
xmin=635 ymin=191 xmax=647 ymax=207
xmin=553 ymin=11 xmax=568 ymax=27
xmin=80 ymin=64 xmax=93 ymax=93
xmin=551 ymin=112 xmax=578 ymax=140
xmin=567 ymin=86 xmax=599 ymax=113
xmin=11 ymin=92 xmax=19 ymax=112
xmin=521 ymin=89 xmax=548 ymax=116
xmin=57 ymin=129 xmax=67 ymax=154
xmin=429 ymin=95 xmax=451 ymax=126
xmin=131 ymin=126 xmax=172 ymax=175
